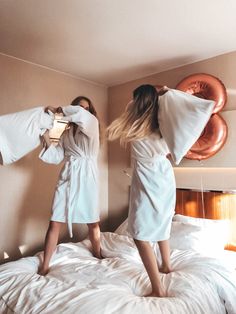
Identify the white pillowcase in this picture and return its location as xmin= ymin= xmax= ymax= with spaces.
xmin=114 ymin=219 xmax=131 ymax=237
xmin=0 ymin=107 xmax=54 ymax=165
xmin=172 ymin=214 xmax=230 ymax=254
xmin=158 ymin=89 xmax=215 ymax=165
xmin=114 ymin=215 xmax=229 ymax=256
xmin=169 ymin=221 xmax=204 ymax=251
xmin=114 ymin=219 xmax=206 ymax=251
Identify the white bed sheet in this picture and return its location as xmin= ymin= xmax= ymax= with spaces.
xmin=0 ymin=232 xmax=236 ymax=314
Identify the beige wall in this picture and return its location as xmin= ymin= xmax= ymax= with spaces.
xmin=108 ymin=51 xmax=236 ymax=230
xmin=0 ymin=54 xmax=108 ymax=263
xmin=1 ymin=50 xmax=236 ymax=261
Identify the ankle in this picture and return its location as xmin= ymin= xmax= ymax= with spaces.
xmin=160 ymin=264 xmax=172 ymax=273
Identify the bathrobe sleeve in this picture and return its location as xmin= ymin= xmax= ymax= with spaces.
xmin=62 ymin=106 xmax=98 ymax=138
xmin=39 ymin=140 xmax=64 ymax=165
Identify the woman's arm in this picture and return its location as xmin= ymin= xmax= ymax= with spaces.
xmin=42 ymin=130 xmax=51 ymax=149
xmin=62 ymin=106 xmax=98 ymax=138
xmin=44 ymin=106 xmax=64 ymax=114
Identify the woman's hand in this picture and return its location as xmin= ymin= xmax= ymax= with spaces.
xmin=56 ymin=107 xmax=63 ymax=114
xmin=41 ymin=130 xmax=51 ymax=148
xmin=44 ymin=106 xmax=57 ymax=114
xmin=158 ymin=86 xmax=170 ymax=96
xmin=166 ymin=153 xmax=172 ymax=161
xmin=45 ymin=106 xmax=64 ymax=115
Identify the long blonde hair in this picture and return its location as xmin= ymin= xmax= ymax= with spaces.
xmin=107 ymin=84 xmax=160 ymax=145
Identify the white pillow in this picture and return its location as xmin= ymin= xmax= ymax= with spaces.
xmin=158 ymin=89 xmax=215 ymax=165
xmin=114 ymin=219 xmax=131 ymax=237
xmin=0 ymin=107 xmax=54 ymax=165
xmin=169 ymin=221 xmax=204 ymax=251
xmin=115 ymin=218 xmax=206 ymax=251
xmin=172 ymin=214 xmax=230 ymax=254
xmin=114 ymin=216 xmax=229 ymax=256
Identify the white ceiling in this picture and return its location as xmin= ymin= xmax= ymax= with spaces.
xmin=1 ymin=0 xmax=236 ymax=87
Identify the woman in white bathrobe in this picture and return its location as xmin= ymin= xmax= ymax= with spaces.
xmin=107 ymin=85 xmax=175 ymax=298
xmin=38 ymin=96 xmax=101 ymax=276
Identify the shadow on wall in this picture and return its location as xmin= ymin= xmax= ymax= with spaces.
xmin=0 ymin=148 xmax=88 ymax=264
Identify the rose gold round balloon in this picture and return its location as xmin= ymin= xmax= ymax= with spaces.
xmin=185 ymin=114 xmax=228 ymax=160
xmin=176 ymin=73 xmax=227 ymax=113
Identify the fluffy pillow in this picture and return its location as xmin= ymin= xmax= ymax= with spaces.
xmin=0 ymin=107 xmax=54 ymax=165
xmin=114 ymin=218 xmax=211 ymax=252
xmin=114 ymin=216 xmax=229 ymax=256
xmin=158 ymin=89 xmax=215 ymax=165
xmin=114 ymin=219 xmax=131 ymax=237
xmin=169 ymin=221 xmax=204 ymax=251
xmin=172 ymin=214 xmax=230 ymax=254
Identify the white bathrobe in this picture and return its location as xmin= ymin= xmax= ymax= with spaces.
xmin=0 ymin=107 xmax=54 ymax=165
xmin=128 ymin=133 xmax=176 ymax=241
xmin=39 ymin=106 xmax=100 ymax=237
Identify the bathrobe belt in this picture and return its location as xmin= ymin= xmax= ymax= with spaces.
xmin=65 ymin=154 xmax=96 ymax=237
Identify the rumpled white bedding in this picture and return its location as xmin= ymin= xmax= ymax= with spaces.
xmin=0 ymin=232 xmax=235 ymax=314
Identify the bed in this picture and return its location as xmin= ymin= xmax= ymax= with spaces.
xmin=0 ymin=214 xmax=236 ymax=314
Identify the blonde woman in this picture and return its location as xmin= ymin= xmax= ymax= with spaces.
xmin=107 ymin=85 xmax=176 ymax=297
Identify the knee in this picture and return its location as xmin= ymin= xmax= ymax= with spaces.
xmin=134 ymin=238 xmax=149 ymax=247
xmin=87 ymin=222 xmax=100 ymax=230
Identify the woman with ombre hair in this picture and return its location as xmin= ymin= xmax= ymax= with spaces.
xmin=107 ymin=85 xmax=175 ymax=297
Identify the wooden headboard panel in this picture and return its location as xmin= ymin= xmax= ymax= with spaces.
xmin=175 ymin=188 xmax=236 ymax=251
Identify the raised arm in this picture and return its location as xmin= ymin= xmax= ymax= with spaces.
xmin=62 ymin=106 xmax=99 ymax=138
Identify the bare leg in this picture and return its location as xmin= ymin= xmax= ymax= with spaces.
xmin=38 ymin=221 xmax=63 ymax=276
xmin=134 ymin=239 xmax=165 ymax=297
xmin=87 ymin=222 xmax=102 ymax=259
xmin=158 ymin=240 xmax=172 ymax=273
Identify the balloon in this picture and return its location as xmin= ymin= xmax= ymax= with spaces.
xmin=185 ymin=114 xmax=228 ymax=160
xmin=175 ymin=73 xmax=228 ymax=160
xmin=176 ymin=73 xmax=227 ymax=113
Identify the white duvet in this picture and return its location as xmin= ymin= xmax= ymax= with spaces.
xmin=0 ymin=232 xmax=236 ymax=314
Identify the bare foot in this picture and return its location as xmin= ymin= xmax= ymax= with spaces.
xmin=37 ymin=266 xmax=49 ymax=276
xmin=92 ymin=249 xmax=104 ymax=259
xmin=159 ymin=265 xmax=172 ymax=274
xmin=145 ymin=288 xmax=166 ymax=298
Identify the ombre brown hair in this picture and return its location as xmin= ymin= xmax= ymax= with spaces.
xmin=70 ymin=96 xmax=98 ymax=117
xmin=107 ymin=84 xmax=160 ymax=145
xmin=70 ymin=96 xmax=102 ymax=142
